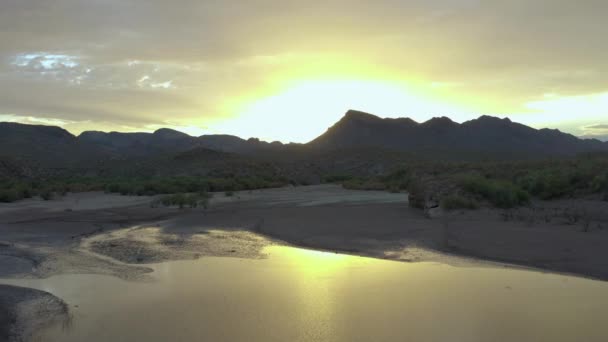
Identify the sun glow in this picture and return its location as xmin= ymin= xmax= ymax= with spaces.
xmin=523 ymin=92 xmax=608 ymax=123
xmin=264 ymin=245 xmax=365 ymax=278
xmin=211 ymin=78 xmax=473 ymax=143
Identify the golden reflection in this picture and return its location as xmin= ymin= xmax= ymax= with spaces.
xmin=264 ymin=245 xmax=363 ymax=340
xmin=264 ymin=245 xmax=354 ymax=274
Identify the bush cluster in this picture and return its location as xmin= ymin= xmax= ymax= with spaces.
xmin=461 ymin=176 xmax=530 ymax=208
xmin=351 ymin=154 xmax=608 ymax=209
xmin=150 ymin=192 xmax=211 ymax=209
xmin=339 ymin=172 xmax=411 ymax=192
xmin=440 ymin=195 xmax=479 ymax=210
xmin=0 ymin=179 xmax=71 ymax=203
xmin=0 ymin=175 xmax=289 ymax=203
xmin=103 ymin=176 xmax=287 ymax=196
xmin=342 ymin=178 xmax=387 ymax=191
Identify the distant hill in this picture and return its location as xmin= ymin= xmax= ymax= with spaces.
xmin=0 ymin=122 xmax=109 ymax=167
xmin=78 ymin=129 xmax=290 ymax=158
xmin=78 ymin=128 xmax=199 ymax=157
xmin=2 ymin=111 xmax=607 ymax=173
xmin=197 ymin=135 xmax=290 ymax=156
xmin=309 ymin=110 xmax=608 ymax=159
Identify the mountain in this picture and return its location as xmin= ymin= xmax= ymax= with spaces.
xmin=78 ymin=129 xmax=291 ymax=158
xmin=310 ymin=110 xmax=608 ymax=159
xmin=0 ymin=122 xmax=290 ymax=169
xmin=197 ymin=135 xmax=289 ymax=155
xmin=78 ymin=128 xmax=198 ymax=157
xmin=0 ymin=122 xmax=109 ymax=166
xmin=2 ymin=111 xmax=608 ymax=171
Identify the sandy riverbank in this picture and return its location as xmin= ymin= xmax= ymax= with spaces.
xmin=0 ymin=285 xmax=69 ymax=342
xmin=2 ymin=185 xmax=608 ymax=280
xmin=1 ymin=185 xmax=608 ymax=340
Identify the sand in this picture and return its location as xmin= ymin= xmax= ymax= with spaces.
xmin=1 ymin=185 xmax=608 ymax=340
xmin=0 ymin=285 xmax=69 ymax=342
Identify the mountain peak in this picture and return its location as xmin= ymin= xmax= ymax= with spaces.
xmin=153 ymin=128 xmax=191 ymax=139
xmin=309 ymin=112 xmax=608 ymax=157
xmin=469 ymin=115 xmax=513 ymax=125
xmin=482 ymin=115 xmax=510 ymax=122
xmin=421 ymin=116 xmax=457 ymax=127
xmin=343 ymin=110 xmax=381 ymax=122
xmin=0 ymin=122 xmax=74 ymax=139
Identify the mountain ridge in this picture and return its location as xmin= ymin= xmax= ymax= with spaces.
xmin=2 ymin=111 xmax=607 ymax=166
xmin=309 ymin=110 xmax=608 ymax=157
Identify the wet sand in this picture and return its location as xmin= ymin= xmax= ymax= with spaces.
xmin=1 ymin=185 xmax=608 ymax=340
xmin=0 ymin=285 xmax=68 ymax=342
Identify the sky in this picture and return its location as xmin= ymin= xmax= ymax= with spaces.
xmin=1 ymin=0 xmax=607 ymax=143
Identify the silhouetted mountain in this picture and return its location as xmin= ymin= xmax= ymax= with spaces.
xmin=310 ymin=110 xmax=608 ymax=159
xmin=198 ymin=135 xmax=262 ymax=154
xmin=78 ymin=128 xmax=199 ymax=157
xmin=77 ymin=129 xmax=291 ymax=158
xmin=2 ymin=111 xmax=608 ymax=171
xmin=0 ymin=122 xmax=108 ymax=166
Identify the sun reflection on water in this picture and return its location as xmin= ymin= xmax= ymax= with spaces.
xmin=263 ymin=245 xmax=373 ymax=275
xmin=262 ymin=246 xmax=376 ymax=339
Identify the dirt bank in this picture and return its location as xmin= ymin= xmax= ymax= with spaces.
xmin=0 ymin=285 xmax=69 ymax=342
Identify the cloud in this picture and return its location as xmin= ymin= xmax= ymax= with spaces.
xmin=578 ymin=123 xmax=608 ymax=142
xmin=580 ymin=134 xmax=608 ymax=142
xmin=1 ymin=0 xmax=608 ymax=141
xmin=12 ymin=53 xmax=79 ymax=70
xmin=0 ymin=114 xmax=73 ymax=127
xmin=585 ymin=124 xmax=608 ymax=130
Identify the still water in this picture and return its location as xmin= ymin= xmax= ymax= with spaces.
xmin=4 ymin=246 xmax=608 ymax=342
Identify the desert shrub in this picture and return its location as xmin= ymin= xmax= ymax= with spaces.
xmin=341 ymin=179 xmax=358 ymax=190
xmin=0 ymin=173 xmax=290 ymax=203
xmin=98 ymin=175 xmax=287 ymax=197
xmin=407 ymin=180 xmax=427 ymax=209
xmin=518 ymin=171 xmax=573 ymax=200
xmin=105 ymin=182 xmax=135 ymax=195
xmin=342 ymin=178 xmax=386 ymax=191
xmin=16 ymin=185 xmax=33 ymax=199
xmin=381 ymin=169 xmax=412 ymax=190
xmin=40 ymin=188 xmax=54 ymax=201
xmin=441 ymin=195 xmax=479 ymax=210
xmin=57 ymin=185 xmax=69 ymax=196
xmin=591 ymin=172 xmax=608 ymax=193
xmin=388 ymin=184 xmax=401 ymax=193
xmin=152 ymin=192 xmax=210 ymax=209
xmin=375 ymin=154 xmax=608 ymax=204
xmin=323 ymin=174 xmax=354 ymax=183
xmin=207 ymin=178 xmax=237 ymax=192
xmin=64 ymin=182 xmax=90 ymax=193
xmin=0 ymin=188 xmax=20 ymax=203
xmin=462 ymin=176 xmax=529 ymax=208
xmin=198 ymin=193 xmax=211 ymax=209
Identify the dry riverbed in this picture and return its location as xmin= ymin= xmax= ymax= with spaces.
xmin=1 ymin=185 xmax=608 ymax=341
